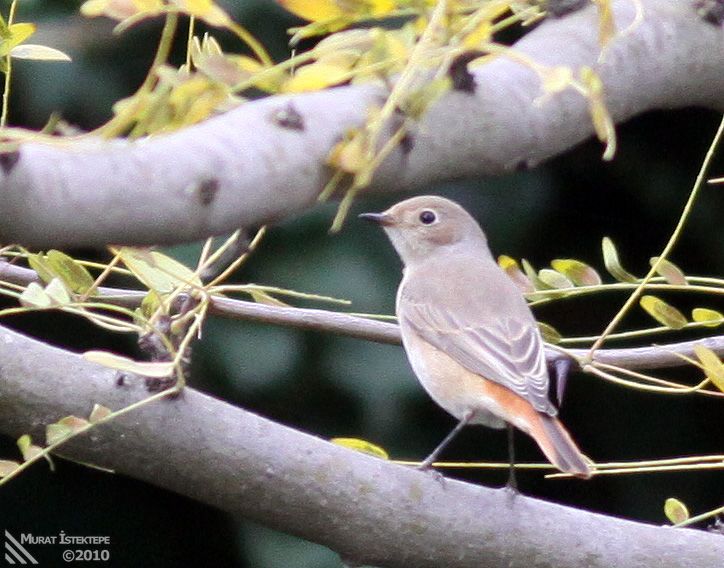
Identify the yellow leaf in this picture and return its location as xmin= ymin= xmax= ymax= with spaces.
xmin=277 ymin=0 xmax=344 ymax=21
xmin=46 ymin=417 xmax=88 ymax=446
xmin=498 ymin=255 xmax=534 ymax=293
xmin=0 ymin=23 xmax=36 ymax=57
xmin=639 ymin=295 xmax=687 ymax=330
xmin=114 ymin=247 xmax=202 ymax=293
xmin=650 ymin=257 xmax=687 ymax=286
xmin=89 ymin=404 xmax=113 ymax=423
xmin=330 ymin=437 xmax=389 ymax=459
xmin=594 ymin=0 xmax=616 ymax=48
xmin=83 ymin=350 xmax=175 ymax=378
xmin=174 ymin=0 xmax=231 ymax=26
xmin=581 ymin=66 xmax=616 ymax=160
xmin=463 ymin=21 xmax=492 ymax=49
xmin=327 ymin=130 xmax=369 ymax=173
xmin=692 ymin=308 xmax=723 ymax=328
xmin=58 ymin=416 xmax=91 ymax=431
xmin=521 ymin=259 xmax=549 ymax=291
xmin=551 ymin=259 xmax=602 ymax=286
xmin=168 ymin=76 xmax=229 ymax=125
xmin=17 ymin=435 xmax=43 ymax=462
xmin=284 ymin=61 xmax=351 ymax=92
xmin=249 ymin=290 xmax=288 ymax=307
xmin=46 ymin=249 xmax=95 ymax=294
xmin=11 ymin=44 xmax=72 ymax=61
xmin=81 ymin=0 xmax=162 ymax=20
xmin=27 ymin=252 xmax=55 ymax=284
xmin=538 ymin=321 xmax=562 ymax=344
xmin=694 ymin=345 xmax=724 ymax=392
xmin=664 ymin=497 xmax=689 ymax=524
xmin=540 ymin=65 xmax=573 ymax=94
xmin=277 ymin=0 xmax=394 ymax=22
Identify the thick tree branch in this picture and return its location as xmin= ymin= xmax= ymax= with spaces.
xmin=0 ymin=325 xmax=722 ymax=568
xmin=1 ymin=259 xmax=722 ymax=372
xmin=0 ymin=0 xmax=722 ymax=247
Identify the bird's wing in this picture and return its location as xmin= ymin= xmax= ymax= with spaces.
xmin=401 ymin=300 xmax=556 ymax=415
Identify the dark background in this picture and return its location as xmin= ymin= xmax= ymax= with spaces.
xmin=1 ymin=1 xmax=722 ymax=566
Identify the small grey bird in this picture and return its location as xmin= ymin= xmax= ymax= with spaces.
xmin=360 ymin=195 xmax=591 ymax=480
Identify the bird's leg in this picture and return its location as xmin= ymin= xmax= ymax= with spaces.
xmin=418 ymin=410 xmax=474 ymax=471
xmin=505 ymin=423 xmax=518 ymax=492
xmin=554 ymin=358 xmax=572 ymax=407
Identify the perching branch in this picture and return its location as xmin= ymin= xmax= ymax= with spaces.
xmin=1 ymin=259 xmax=722 ymax=371
xmin=0 ymin=324 xmax=722 ymax=568
xmin=1 ymin=0 xmax=723 ymax=247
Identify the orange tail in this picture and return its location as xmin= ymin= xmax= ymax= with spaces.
xmin=532 ymin=415 xmax=591 ymax=478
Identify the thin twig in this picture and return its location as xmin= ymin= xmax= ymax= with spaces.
xmin=1 ymin=259 xmax=722 ymax=372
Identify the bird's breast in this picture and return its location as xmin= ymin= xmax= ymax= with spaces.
xmin=398 ymin=323 xmax=506 ymax=429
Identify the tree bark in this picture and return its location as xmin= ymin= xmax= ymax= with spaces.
xmin=0 ymin=325 xmax=722 ymax=568
xmin=0 ymin=0 xmax=722 ymax=247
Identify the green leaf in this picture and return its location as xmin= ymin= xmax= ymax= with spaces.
xmin=45 ymin=423 xmax=73 ymax=446
xmin=115 ymin=247 xmax=202 ymax=294
xmin=639 ymin=295 xmax=687 ymax=330
xmin=17 ymin=434 xmax=42 ymax=462
xmin=550 ymin=259 xmax=602 ymax=286
xmin=664 ymin=497 xmax=689 ymax=524
xmin=83 ymin=350 xmax=175 ymax=378
xmin=330 ymin=437 xmax=389 ymax=459
xmin=18 ymin=281 xmax=52 ymax=308
xmin=691 ymin=308 xmax=723 ymax=328
xmin=650 ymin=257 xmax=687 ymax=286
xmin=11 ymin=44 xmax=71 ymax=61
xmin=18 ymin=279 xmax=71 ymax=308
xmin=538 ymin=321 xmax=562 ymax=344
xmin=46 ymin=250 xmax=95 ymax=294
xmin=44 ymin=278 xmax=72 ymax=305
xmin=521 ymin=259 xmax=548 ymax=290
xmin=694 ymin=345 xmax=724 ymax=392
xmin=538 ymin=268 xmax=573 ymax=289
xmin=602 ymin=237 xmax=637 ymax=283
xmin=140 ymin=289 xmax=163 ymax=319
xmin=27 ymin=252 xmax=55 ymax=284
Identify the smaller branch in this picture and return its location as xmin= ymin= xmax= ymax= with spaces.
xmin=1 ymin=259 xmax=723 ymax=373
xmin=1 ymin=324 xmax=723 ymax=568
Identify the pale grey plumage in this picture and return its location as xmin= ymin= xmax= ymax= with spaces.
xmin=398 ymin=252 xmax=556 ymax=416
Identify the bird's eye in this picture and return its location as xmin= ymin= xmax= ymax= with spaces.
xmin=419 ymin=210 xmax=437 ymax=225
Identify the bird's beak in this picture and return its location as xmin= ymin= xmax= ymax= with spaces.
xmin=358 ymin=212 xmax=394 ymax=226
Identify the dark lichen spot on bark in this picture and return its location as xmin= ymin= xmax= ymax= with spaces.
xmin=547 ymin=0 xmax=588 ymax=18
xmin=271 ymin=103 xmax=305 ymax=131
xmin=514 ymin=159 xmax=529 ymax=172
xmin=400 ymin=131 xmax=415 ymax=155
xmin=449 ymin=52 xmax=480 ymax=93
xmin=0 ymin=150 xmax=20 ymax=175
xmin=696 ymin=0 xmax=724 ymax=25
xmin=198 ymin=178 xmax=220 ymax=206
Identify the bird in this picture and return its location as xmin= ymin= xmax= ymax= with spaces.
xmin=359 ymin=195 xmax=591 ymax=483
